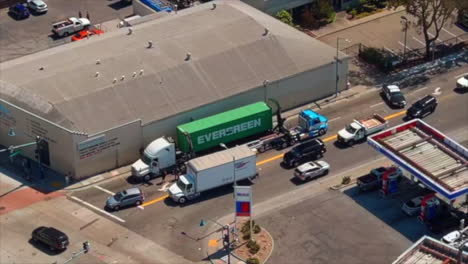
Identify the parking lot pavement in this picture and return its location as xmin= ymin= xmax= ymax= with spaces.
xmin=318 ymin=11 xmax=467 ymax=56
xmin=257 ymin=190 xmax=411 ymax=264
xmin=68 ymin=175 xmax=173 ymax=223
xmin=0 ymin=0 xmax=133 ymax=62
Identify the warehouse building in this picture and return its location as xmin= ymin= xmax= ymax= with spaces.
xmin=0 ymin=0 xmax=349 ymax=180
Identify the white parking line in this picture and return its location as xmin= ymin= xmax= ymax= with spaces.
xmin=427 ymin=32 xmax=442 ymax=42
xmin=410 ymin=87 xmax=428 ymax=95
xmin=94 ymin=185 xmax=115 ymax=195
xmin=442 ymin=28 xmax=456 ymax=37
xmin=370 ymin=102 xmax=384 ymax=108
xmin=398 ymin=41 xmax=413 ymax=51
xmin=328 ymin=116 xmax=341 ymax=122
xmin=454 ymin=73 xmax=468 ymax=79
xmin=70 ymin=196 xmax=126 ymax=223
xmin=412 ymin=36 xmax=426 ymax=46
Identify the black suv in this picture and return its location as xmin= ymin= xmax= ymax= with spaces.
xmin=382 ymin=84 xmax=406 ymax=108
xmin=283 ymin=139 xmax=326 ymax=167
xmin=406 ymin=95 xmax=437 ymax=119
xmin=32 ymin=226 xmax=69 ymax=252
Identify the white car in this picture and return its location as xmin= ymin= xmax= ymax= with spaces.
xmin=457 ymin=75 xmax=468 ymax=89
xmin=441 ymin=230 xmax=462 ymax=246
xmin=401 ymin=195 xmax=440 ymax=216
xmin=27 ymin=0 xmax=48 ymax=13
xmin=294 ymin=161 xmax=330 ymax=181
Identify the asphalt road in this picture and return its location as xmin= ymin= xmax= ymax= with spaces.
xmin=69 ymin=66 xmax=468 ymax=262
xmin=0 ymin=0 xmax=133 ymax=62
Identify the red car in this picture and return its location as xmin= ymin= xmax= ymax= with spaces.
xmin=71 ymin=29 xmax=104 ymax=41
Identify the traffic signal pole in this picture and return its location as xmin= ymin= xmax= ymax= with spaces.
xmin=62 ymin=241 xmax=90 ymax=264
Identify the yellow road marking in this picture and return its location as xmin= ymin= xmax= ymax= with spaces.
xmin=142 ymin=194 xmax=168 ymax=207
xmin=143 ymin=109 xmax=409 ymax=207
xmin=256 ymin=154 xmax=284 ymax=166
xmin=384 ymin=110 xmax=407 ymax=120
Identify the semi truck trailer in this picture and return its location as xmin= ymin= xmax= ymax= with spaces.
xmin=131 ymin=101 xmax=328 ymax=180
xmin=168 ymin=145 xmax=257 ymax=204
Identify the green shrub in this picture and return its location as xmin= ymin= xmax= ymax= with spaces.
xmin=327 ymin=11 xmax=336 ymax=24
xmin=246 ymin=258 xmax=260 ymax=264
xmin=342 ymin=176 xmax=351 ymax=185
xmin=350 ymin=9 xmax=358 ymax=18
xmin=253 ymin=225 xmax=261 ymax=234
xmin=243 ymin=233 xmax=251 ymax=240
xmin=247 ymin=240 xmax=257 ymax=249
xmin=241 ymin=220 xmax=256 ymax=234
xmin=275 ymin=10 xmax=294 ymax=26
xmin=248 ymin=242 xmax=260 ymax=254
xmin=356 ymin=12 xmax=371 ymax=19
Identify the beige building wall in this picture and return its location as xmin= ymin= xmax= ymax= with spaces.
xmin=73 ymin=120 xmax=143 ymax=179
xmin=142 ymin=59 xmax=349 ymax=146
xmin=0 ymin=99 xmax=76 ymax=177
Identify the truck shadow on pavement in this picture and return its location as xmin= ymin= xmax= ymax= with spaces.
xmin=342 ymin=180 xmax=440 ymax=242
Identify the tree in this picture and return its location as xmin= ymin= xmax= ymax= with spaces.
xmin=275 ymin=10 xmax=294 ymax=26
xmin=387 ymin=0 xmax=462 ymax=60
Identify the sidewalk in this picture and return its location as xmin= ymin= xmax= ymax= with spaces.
xmin=311 ymin=7 xmax=406 ymax=38
xmin=202 ymin=156 xmax=392 ymax=263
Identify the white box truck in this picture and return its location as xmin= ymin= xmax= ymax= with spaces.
xmin=336 ymin=114 xmax=388 ymax=145
xmin=52 ymin=17 xmax=90 ymax=37
xmin=168 ymin=145 xmax=257 ymax=204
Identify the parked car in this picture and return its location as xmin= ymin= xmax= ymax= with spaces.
xmin=71 ymin=29 xmax=104 ymax=41
xmin=106 ymin=187 xmax=145 ymax=211
xmin=406 ymin=95 xmax=438 ymax=119
xmin=282 ymin=139 xmax=326 ymax=168
xmin=441 ymin=230 xmax=464 ymax=246
xmin=32 ymin=226 xmax=69 ymax=251
xmin=9 ymin=4 xmax=30 ymax=19
xmin=294 ymin=160 xmax=330 ymax=181
xmin=382 ymin=84 xmax=406 ymax=108
xmin=401 ymin=195 xmax=439 ymax=216
xmin=27 ymin=0 xmax=48 ymax=13
xmin=457 ymin=75 xmax=468 ymax=89
xmin=426 ymin=211 xmax=465 ymax=233
xmin=356 ymin=166 xmax=403 ymax=192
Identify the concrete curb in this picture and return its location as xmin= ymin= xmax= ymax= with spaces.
xmin=316 ymin=8 xmax=406 ymax=39
xmin=262 ymin=228 xmax=275 ymax=264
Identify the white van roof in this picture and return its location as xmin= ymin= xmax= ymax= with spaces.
xmin=189 ymin=145 xmax=254 ymax=171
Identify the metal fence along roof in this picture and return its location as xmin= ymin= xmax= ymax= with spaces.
xmin=368 ymin=119 xmax=468 ymax=200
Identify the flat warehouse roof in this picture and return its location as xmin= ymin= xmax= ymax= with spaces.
xmin=368 ymin=119 xmax=468 ymax=200
xmin=0 ymin=0 xmax=338 ymax=134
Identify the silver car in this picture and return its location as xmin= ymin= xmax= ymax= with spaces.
xmin=294 ymin=160 xmax=330 ymax=181
xmin=27 ymin=0 xmax=48 ymax=13
xmin=106 ymin=187 xmax=145 ymax=211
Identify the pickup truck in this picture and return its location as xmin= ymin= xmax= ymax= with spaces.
xmin=52 ymin=17 xmax=90 ymax=37
xmin=337 ymin=114 xmax=388 ymax=145
xmin=356 ymin=166 xmax=402 ymax=192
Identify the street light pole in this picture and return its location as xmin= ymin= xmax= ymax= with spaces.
xmin=401 ymin=16 xmax=408 ymax=62
xmin=335 ymin=38 xmax=350 ymax=97
xmin=220 ymin=143 xmax=238 ymax=241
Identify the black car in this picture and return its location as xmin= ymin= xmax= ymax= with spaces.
xmin=406 ymin=95 xmax=437 ymax=119
xmin=32 ymin=226 xmax=69 ymax=251
xmin=9 ymin=4 xmax=30 ymax=19
xmin=382 ymin=84 xmax=406 ymax=108
xmin=283 ymin=139 xmax=326 ymax=167
xmin=426 ymin=211 xmax=466 ymax=234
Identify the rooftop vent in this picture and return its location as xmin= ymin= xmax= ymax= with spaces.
xmin=121 ymin=75 xmax=125 ymax=81
xmin=95 ymin=72 xmax=100 ymax=77
xmin=211 ymin=3 xmax=216 ymax=10
xmin=185 ymin=52 xmax=191 ymax=61
xmin=147 ymin=41 xmax=153 ymax=49
xmin=96 ymin=59 xmax=101 ymax=65
xmin=113 ymin=78 xmax=117 ymax=84
xmin=128 ymin=27 xmax=133 ymax=35
xmin=133 ymin=72 xmax=137 ymax=78
xmin=140 ymin=69 xmax=144 ymax=75
xmin=39 ymin=66 xmax=44 ymax=71
xmin=263 ymin=28 xmax=269 ymax=36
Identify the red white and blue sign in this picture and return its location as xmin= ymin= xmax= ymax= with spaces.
xmin=234 ymin=186 xmax=252 ymax=217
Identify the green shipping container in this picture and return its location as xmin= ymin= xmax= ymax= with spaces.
xmin=177 ymin=102 xmax=273 ymax=153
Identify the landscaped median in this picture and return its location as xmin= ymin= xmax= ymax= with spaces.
xmin=233 ymin=218 xmax=274 ymax=264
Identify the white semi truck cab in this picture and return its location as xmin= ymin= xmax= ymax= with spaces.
xmin=131 ymin=137 xmax=176 ymax=181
